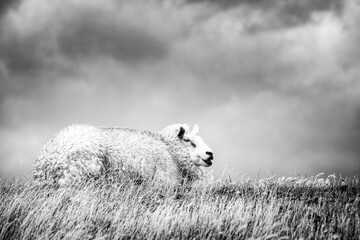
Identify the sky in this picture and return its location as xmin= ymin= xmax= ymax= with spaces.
xmin=0 ymin=0 xmax=359 ymax=179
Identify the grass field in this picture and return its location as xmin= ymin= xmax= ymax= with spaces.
xmin=1 ymin=173 xmax=359 ymax=240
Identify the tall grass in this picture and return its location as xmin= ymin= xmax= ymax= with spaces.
xmin=1 ymin=174 xmax=359 ymax=239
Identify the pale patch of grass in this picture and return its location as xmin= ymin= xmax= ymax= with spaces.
xmin=0 ymin=174 xmax=359 ymax=239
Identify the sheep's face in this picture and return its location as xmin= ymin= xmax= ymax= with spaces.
xmin=179 ymin=124 xmax=214 ymax=167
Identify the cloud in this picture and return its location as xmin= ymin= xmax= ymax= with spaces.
xmin=171 ymin=8 xmax=351 ymax=99
xmin=194 ymin=0 xmax=344 ymax=12
xmin=0 ymin=0 xmax=21 ymax=18
xmin=58 ymin=7 xmax=168 ymax=63
xmin=186 ymin=0 xmax=344 ymax=30
xmin=0 ymin=30 xmax=47 ymax=76
xmin=0 ymin=0 xmax=171 ymax=78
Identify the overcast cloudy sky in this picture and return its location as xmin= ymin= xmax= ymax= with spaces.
xmin=0 ymin=0 xmax=359 ymax=179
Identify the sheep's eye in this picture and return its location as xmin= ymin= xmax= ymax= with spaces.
xmin=191 ymin=142 xmax=197 ymax=148
xmin=184 ymin=139 xmax=190 ymax=142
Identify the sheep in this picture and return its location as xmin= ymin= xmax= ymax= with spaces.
xmin=33 ymin=124 xmax=214 ymax=187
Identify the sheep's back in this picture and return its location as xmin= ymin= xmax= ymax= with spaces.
xmin=33 ymin=125 xmax=183 ymax=186
xmin=33 ymin=125 xmax=106 ymax=184
xmin=100 ymin=127 xmax=181 ymax=185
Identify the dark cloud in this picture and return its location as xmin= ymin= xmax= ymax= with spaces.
xmin=0 ymin=0 xmax=21 ymax=18
xmin=186 ymin=0 xmax=343 ymax=12
xmin=0 ymin=33 xmax=47 ymax=76
xmin=274 ymin=0 xmax=344 ymax=27
xmin=187 ymin=0 xmax=344 ymax=30
xmin=186 ymin=0 xmax=263 ymax=8
xmin=0 ymin=2 xmax=169 ymax=78
xmin=59 ymin=9 xmax=168 ymax=63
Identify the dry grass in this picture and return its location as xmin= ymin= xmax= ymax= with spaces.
xmin=1 ymin=173 xmax=359 ymax=239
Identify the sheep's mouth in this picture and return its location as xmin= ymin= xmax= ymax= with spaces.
xmin=202 ymin=158 xmax=212 ymax=166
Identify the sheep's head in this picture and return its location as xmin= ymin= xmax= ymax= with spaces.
xmin=160 ymin=123 xmax=214 ymax=167
xmin=159 ymin=123 xmax=190 ymax=141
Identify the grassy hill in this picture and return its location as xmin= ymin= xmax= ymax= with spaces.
xmin=1 ymin=174 xmax=359 ymax=239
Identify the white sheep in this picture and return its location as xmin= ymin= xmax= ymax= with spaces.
xmin=33 ymin=124 xmax=214 ymax=186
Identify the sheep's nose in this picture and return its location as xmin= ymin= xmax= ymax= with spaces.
xmin=206 ymin=151 xmax=213 ymax=160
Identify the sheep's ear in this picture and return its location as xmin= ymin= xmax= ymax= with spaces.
xmin=191 ymin=124 xmax=199 ymax=135
xmin=178 ymin=126 xmax=185 ymax=139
